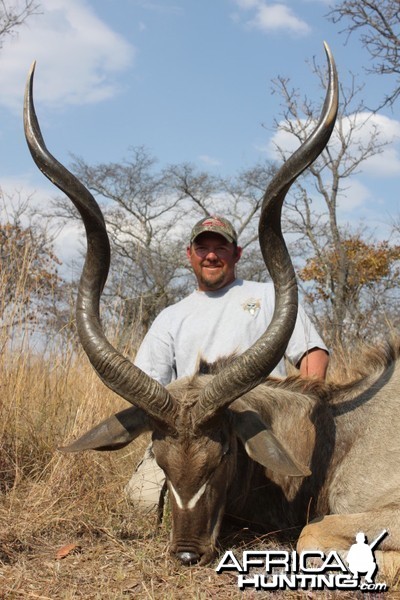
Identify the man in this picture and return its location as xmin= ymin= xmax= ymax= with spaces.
xmin=134 ymin=215 xmax=328 ymax=382
xmin=126 ymin=215 xmax=329 ymax=508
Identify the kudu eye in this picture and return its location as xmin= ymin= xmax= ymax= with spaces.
xmin=222 ymin=439 xmax=230 ymax=456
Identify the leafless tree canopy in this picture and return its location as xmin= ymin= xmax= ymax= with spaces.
xmin=0 ymin=0 xmax=40 ymax=49
xmin=329 ymin=0 xmax=400 ymax=108
xmin=50 ymin=148 xmax=277 ymax=346
xmin=271 ymin=59 xmax=399 ymax=346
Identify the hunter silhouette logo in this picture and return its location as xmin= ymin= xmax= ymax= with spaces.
xmin=346 ymin=530 xmax=388 ymax=586
xmin=216 ymin=530 xmax=389 ymax=592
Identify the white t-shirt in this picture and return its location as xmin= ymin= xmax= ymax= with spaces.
xmin=134 ymin=278 xmax=327 ymax=385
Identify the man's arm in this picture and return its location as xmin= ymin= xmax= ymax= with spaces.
xmin=134 ymin=314 xmax=176 ymax=386
xmin=298 ymin=347 xmax=329 ymax=380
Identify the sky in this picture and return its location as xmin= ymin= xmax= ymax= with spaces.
xmin=0 ymin=0 xmax=399 ymax=270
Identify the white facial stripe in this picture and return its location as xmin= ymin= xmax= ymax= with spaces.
xmin=170 ymin=483 xmax=184 ymax=509
xmin=169 ymin=481 xmax=208 ymax=510
xmin=187 ymin=482 xmax=207 ymax=510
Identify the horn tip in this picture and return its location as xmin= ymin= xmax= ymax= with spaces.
xmin=28 ymin=60 xmax=37 ymax=76
xmin=323 ymin=41 xmax=332 ymax=59
xmin=25 ymin=61 xmax=37 ymax=100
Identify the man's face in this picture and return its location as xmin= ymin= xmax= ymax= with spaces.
xmin=186 ymin=232 xmax=242 ymax=292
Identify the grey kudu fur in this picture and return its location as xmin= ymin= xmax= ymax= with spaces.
xmin=24 ymin=46 xmax=343 ymax=565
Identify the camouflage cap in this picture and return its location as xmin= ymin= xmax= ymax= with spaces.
xmin=189 ymin=216 xmax=238 ymax=244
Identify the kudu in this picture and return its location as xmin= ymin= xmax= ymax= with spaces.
xmin=25 ymin=45 xmax=400 ymax=573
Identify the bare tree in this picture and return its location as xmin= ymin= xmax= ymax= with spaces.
xmin=63 ymin=147 xmax=191 ymax=346
xmin=50 ymin=148 xmax=279 ymax=346
xmin=0 ymin=0 xmax=40 ymax=48
xmin=271 ymin=61 xmax=396 ymax=346
xmin=329 ymin=0 xmax=400 ymax=108
xmin=0 ymin=191 xmax=65 ymax=340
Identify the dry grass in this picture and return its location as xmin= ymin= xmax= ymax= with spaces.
xmin=1 ymin=293 xmax=399 ymax=599
xmin=2 ymin=347 xmax=399 ymax=599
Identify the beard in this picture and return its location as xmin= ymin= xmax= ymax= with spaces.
xmin=199 ymin=267 xmax=227 ymax=290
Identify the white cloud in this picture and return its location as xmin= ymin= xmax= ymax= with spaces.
xmin=0 ymin=0 xmax=135 ymax=112
xmin=232 ymin=0 xmax=311 ymax=35
xmin=348 ymin=113 xmax=400 ymax=177
xmin=337 ymin=179 xmax=371 ymax=213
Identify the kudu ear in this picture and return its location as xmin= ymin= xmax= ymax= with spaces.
xmin=59 ymin=406 xmax=151 ymax=452
xmin=231 ymin=406 xmax=311 ymax=477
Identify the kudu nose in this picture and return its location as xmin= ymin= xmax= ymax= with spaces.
xmin=176 ymin=551 xmax=200 ymax=565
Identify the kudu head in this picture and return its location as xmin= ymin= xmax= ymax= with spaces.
xmin=24 ymin=44 xmax=338 ymax=565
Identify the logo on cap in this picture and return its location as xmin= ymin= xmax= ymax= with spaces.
xmin=190 ymin=215 xmax=238 ymax=244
